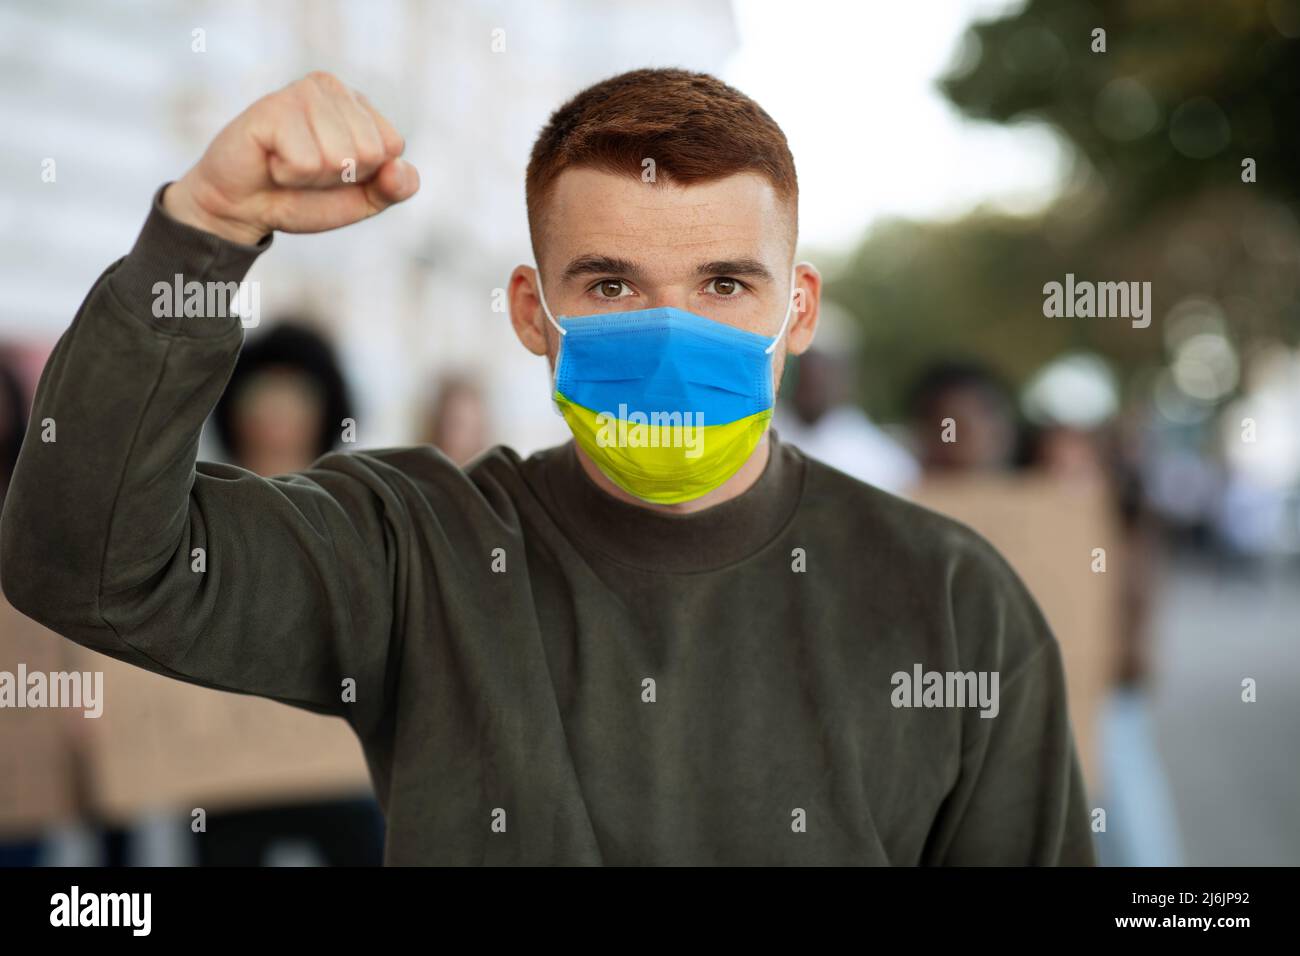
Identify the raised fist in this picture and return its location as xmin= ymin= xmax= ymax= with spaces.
xmin=163 ymin=71 xmax=419 ymax=245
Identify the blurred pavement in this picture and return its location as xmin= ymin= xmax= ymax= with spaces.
xmin=1150 ymin=553 xmax=1300 ymax=865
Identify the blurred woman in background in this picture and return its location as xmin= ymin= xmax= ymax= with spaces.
xmin=421 ymin=373 xmax=491 ymax=467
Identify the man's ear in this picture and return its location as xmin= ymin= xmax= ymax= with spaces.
xmin=507 ymin=265 xmax=551 ymax=357
xmin=785 ymin=262 xmax=822 ymax=357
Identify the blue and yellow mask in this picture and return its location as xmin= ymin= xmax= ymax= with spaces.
xmin=536 ymin=268 xmax=797 ymax=504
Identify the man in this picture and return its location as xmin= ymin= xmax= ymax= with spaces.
xmin=0 ymin=69 xmax=1095 ymax=865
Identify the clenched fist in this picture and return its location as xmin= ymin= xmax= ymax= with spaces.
xmin=164 ymin=71 xmax=419 ymax=245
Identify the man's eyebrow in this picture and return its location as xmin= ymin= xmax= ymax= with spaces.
xmin=696 ymin=258 xmax=774 ymax=282
xmin=559 ymin=255 xmax=775 ymax=283
xmin=561 ymin=255 xmax=643 ymax=281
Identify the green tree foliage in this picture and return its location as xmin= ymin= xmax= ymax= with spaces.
xmin=826 ymin=0 xmax=1300 ymax=421
xmin=942 ymin=0 xmax=1300 ymax=221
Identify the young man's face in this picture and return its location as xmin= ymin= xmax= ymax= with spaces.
xmin=509 ymin=167 xmax=820 ymax=391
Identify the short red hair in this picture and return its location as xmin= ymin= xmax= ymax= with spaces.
xmin=526 ymin=68 xmax=798 ymax=246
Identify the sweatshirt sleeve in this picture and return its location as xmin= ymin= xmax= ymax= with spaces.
xmin=923 ymin=540 xmax=1098 ymax=866
xmin=0 ymin=185 xmax=397 ymax=737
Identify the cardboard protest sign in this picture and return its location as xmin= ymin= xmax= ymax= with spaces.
xmin=75 ymin=650 xmax=372 ymax=823
xmin=0 ymin=596 xmax=83 ymax=836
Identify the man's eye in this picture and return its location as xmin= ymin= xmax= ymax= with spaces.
xmin=708 ymin=277 xmax=741 ymax=297
xmin=594 ymin=280 xmax=631 ymax=299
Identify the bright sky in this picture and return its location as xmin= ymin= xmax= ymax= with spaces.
xmin=725 ymin=0 xmax=1069 ymax=250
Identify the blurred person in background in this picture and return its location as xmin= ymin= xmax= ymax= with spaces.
xmin=1029 ymin=410 xmax=1184 ymax=866
xmin=420 ymin=373 xmax=491 ymax=467
xmin=214 ymin=321 xmax=354 ymax=478
xmin=905 ymin=359 xmax=1024 ymax=475
xmin=0 ymin=357 xmax=80 ymax=866
xmin=773 ymin=348 xmax=918 ymax=495
xmin=1012 ymin=348 xmax=1184 ymax=866
xmin=1029 ymin=411 xmax=1161 ymax=687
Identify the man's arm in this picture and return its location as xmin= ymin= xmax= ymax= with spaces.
xmin=923 ymin=541 xmax=1098 ymax=865
xmin=0 ymin=73 xmax=420 ymax=737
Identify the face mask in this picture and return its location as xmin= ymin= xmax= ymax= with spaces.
xmin=536 ymin=266 xmax=798 ymax=504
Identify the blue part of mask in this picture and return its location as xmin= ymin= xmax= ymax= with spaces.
xmin=554 ymin=307 xmax=776 ymax=424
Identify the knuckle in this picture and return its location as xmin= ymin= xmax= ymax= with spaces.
xmin=271 ymin=85 xmax=311 ymax=118
xmin=354 ymin=141 xmax=384 ymax=168
xmin=278 ymin=153 xmax=320 ymax=179
xmin=304 ymin=70 xmax=341 ymax=90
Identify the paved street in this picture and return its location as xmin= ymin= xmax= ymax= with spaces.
xmin=1148 ymin=553 xmax=1300 ymax=865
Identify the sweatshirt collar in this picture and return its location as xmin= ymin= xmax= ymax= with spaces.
xmin=533 ymin=429 xmax=805 ymax=574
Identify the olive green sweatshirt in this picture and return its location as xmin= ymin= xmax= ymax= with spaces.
xmin=0 ymin=186 xmax=1096 ymax=865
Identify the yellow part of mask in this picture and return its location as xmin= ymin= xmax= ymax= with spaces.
xmin=554 ymin=392 xmax=773 ymax=504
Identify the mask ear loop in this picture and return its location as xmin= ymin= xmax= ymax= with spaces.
xmin=534 ymin=268 xmax=567 ymax=337
xmin=536 ymin=268 xmax=569 ymax=416
xmin=764 ymin=265 xmax=799 ymax=356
